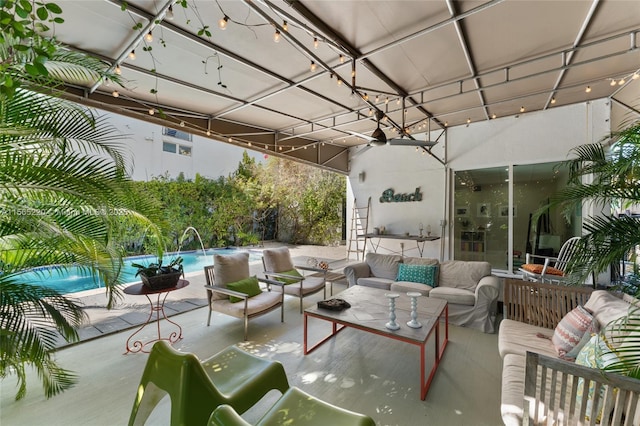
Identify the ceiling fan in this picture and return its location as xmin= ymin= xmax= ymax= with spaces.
xmin=349 ymin=110 xmax=438 ymax=147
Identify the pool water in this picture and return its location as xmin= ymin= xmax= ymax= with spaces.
xmin=18 ymin=248 xmax=262 ymax=294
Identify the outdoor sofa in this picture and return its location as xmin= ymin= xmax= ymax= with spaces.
xmin=343 ymin=253 xmax=501 ymax=333
xmin=499 ymin=278 xmax=640 ymax=425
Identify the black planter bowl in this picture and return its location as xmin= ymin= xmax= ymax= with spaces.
xmin=140 ymin=271 xmax=182 ymax=290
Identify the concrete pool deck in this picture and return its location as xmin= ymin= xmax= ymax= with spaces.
xmin=57 ymin=242 xmax=350 ymax=348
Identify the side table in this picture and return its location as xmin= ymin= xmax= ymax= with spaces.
xmin=123 ymin=279 xmax=189 ymax=354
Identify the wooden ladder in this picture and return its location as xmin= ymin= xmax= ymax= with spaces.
xmin=347 ymin=197 xmax=371 ymax=260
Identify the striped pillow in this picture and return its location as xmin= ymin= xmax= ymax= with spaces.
xmin=552 ymin=305 xmax=595 ymax=358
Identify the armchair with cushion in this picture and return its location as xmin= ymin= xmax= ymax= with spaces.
xmin=205 ymin=252 xmax=285 ymax=341
xmin=262 ymin=247 xmax=327 ymax=313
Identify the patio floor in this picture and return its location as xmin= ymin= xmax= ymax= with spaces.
xmin=1 ymin=243 xmax=503 ymax=426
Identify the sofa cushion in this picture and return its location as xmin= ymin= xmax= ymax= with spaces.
xmin=365 ymin=253 xmax=402 ymax=280
xmin=357 ymin=277 xmax=393 ymax=290
xmin=501 ymin=353 xmax=527 ymax=426
xmin=498 ymin=319 xmax=558 ymax=359
xmin=438 ymin=260 xmax=491 ymax=291
xmin=396 ymin=263 xmax=438 ymax=286
xmin=214 ymin=252 xmax=250 ymax=286
xmin=262 ymin=246 xmax=295 ymax=272
xmin=403 ymin=257 xmax=439 ymax=266
xmin=429 ymin=287 xmax=475 ymax=306
xmin=226 ymin=276 xmax=261 ymax=303
xmin=390 ymin=281 xmax=432 ymax=295
xmin=521 ymin=263 xmax=564 ymax=276
xmin=551 ymin=305 xmax=595 ymax=359
xmin=584 ymin=290 xmax=630 ymax=330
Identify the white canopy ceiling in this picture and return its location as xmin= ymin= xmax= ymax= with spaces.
xmin=53 ymin=0 xmax=640 ymax=173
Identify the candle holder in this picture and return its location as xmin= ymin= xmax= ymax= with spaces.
xmin=406 ymin=292 xmax=422 ymax=328
xmin=384 ymin=293 xmax=401 ymax=330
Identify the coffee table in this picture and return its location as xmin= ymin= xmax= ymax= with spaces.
xmin=304 ymin=285 xmax=448 ymax=400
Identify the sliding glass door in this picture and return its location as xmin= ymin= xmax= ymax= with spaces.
xmin=453 ymin=161 xmax=577 ymax=273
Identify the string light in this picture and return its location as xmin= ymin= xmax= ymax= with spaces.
xmin=114 ymin=65 xmax=121 ymax=75
xmin=112 ymin=90 xmax=119 ymax=97
xmin=491 ymin=113 xmax=497 ymax=119
xmin=337 ymin=78 xmax=342 ymax=86
xmin=206 ymin=130 xmax=211 ymax=136
xmin=310 ymin=61 xmax=317 ymax=72
xmin=219 ymin=16 xmax=229 ymax=30
xmin=368 ymin=108 xmax=373 ymax=116
xmin=166 ymin=4 xmax=174 ymax=20
xmin=618 ymin=78 xmax=625 ymax=85
xmin=396 ymin=98 xmax=401 ymax=105
xmin=519 ymin=106 xmax=525 ymax=113
xmin=385 ymin=97 xmax=389 ymax=104
xmin=339 ymin=54 xmax=345 ymax=63
xmin=282 ymin=21 xmax=288 ymax=31
xmin=363 ymin=93 xmax=369 ymax=101
xmin=585 ymin=86 xmax=591 ymax=93
xmin=313 ymin=37 xmax=318 ymax=49
xmin=273 ymin=29 xmax=281 ymax=43
xmin=180 ymin=121 xmax=185 ymax=127
xmin=551 ymin=97 xmax=556 ymax=104
xmin=128 ymin=50 xmax=136 ymax=60
xmin=148 ymin=108 xmax=154 ymax=115
xmin=610 ymin=79 xmax=617 ymax=86
xmin=144 ymin=31 xmax=153 ymax=42
xmin=375 ymin=95 xmax=379 ymax=103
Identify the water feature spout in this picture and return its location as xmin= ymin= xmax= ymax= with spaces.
xmin=178 ymin=226 xmax=207 ymax=257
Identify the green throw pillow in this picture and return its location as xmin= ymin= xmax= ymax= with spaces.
xmin=396 ymin=264 xmax=438 ymax=286
xmin=279 ymin=268 xmax=303 ymax=285
xmin=226 ymin=276 xmax=261 ymax=303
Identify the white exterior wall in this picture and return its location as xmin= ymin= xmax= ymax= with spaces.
xmin=103 ymin=111 xmax=264 ymax=181
xmin=347 ymin=99 xmax=611 ymax=261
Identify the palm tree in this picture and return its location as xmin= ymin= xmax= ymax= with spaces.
xmin=1 ymin=2 xmax=163 ymax=399
xmin=544 ymin=117 xmax=640 ymax=378
xmin=546 ymin=120 xmax=640 ymax=286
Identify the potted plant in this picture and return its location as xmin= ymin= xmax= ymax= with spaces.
xmin=132 ymin=256 xmax=184 ymax=290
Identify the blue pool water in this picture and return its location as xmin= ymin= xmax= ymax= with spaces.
xmin=18 ymin=248 xmax=262 ymax=294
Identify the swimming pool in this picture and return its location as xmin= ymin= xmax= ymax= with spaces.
xmin=18 ymin=248 xmax=262 ymax=294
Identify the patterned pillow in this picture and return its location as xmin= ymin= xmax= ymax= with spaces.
xmin=226 ymin=276 xmax=261 ymax=303
xmin=575 ymin=334 xmax=620 ymax=421
xmin=396 ymin=264 xmax=438 ymax=286
xmin=552 ymin=305 xmax=595 ymax=358
xmin=521 ymin=263 xmax=564 ymax=276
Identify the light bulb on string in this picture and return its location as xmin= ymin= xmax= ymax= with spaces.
xmin=115 ymin=65 xmax=121 ymax=75
xmin=273 ymin=29 xmax=281 ymax=43
xmin=339 ymin=54 xmax=345 ymax=63
xmin=112 ymin=90 xmax=119 ymax=98
xmin=166 ymin=5 xmax=174 ymax=20
xmin=585 ymin=86 xmax=591 ymax=93
xmin=144 ymin=31 xmax=153 ymax=42
xmin=219 ymin=16 xmax=229 ymax=30
xmin=148 ymin=108 xmax=154 ymax=115
xmin=310 ymin=61 xmax=317 ymax=72
xmin=313 ymin=37 xmax=319 ymax=49
xmin=282 ymin=21 xmax=288 ymax=31
xmin=128 ymin=50 xmax=136 ymax=60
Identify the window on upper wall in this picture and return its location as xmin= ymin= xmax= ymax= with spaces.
xmin=179 ymin=145 xmax=192 ymax=156
xmin=163 ymin=142 xmax=177 ymax=153
xmin=163 ymin=127 xmax=192 ymax=142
